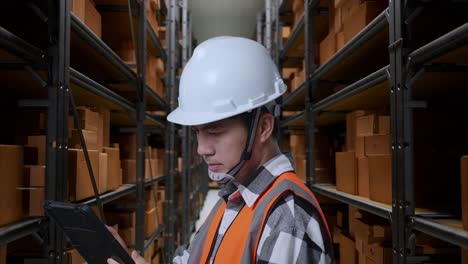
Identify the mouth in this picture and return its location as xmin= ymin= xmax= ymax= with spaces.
xmin=207 ymin=163 xmax=222 ymax=171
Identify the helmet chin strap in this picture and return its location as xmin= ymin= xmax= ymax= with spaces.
xmin=208 ymin=108 xmax=262 ymax=184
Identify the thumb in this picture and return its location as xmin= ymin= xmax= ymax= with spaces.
xmin=131 ymin=250 xmax=148 ymax=263
xmin=107 ymin=258 xmax=120 ymax=264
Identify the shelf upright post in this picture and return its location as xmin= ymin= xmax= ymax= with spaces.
xmin=305 ymin=0 xmax=318 ymax=189
xmin=389 ymin=0 xmax=414 ymax=263
xmin=164 ymin=0 xmax=179 ymax=260
xmin=181 ymin=0 xmax=191 ymax=245
xmin=46 ymin=0 xmax=70 ymax=263
xmin=257 ymin=12 xmax=263 ymax=44
xmin=135 ymin=0 xmax=148 ymax=254
xmin=265 ymin=0 xmax=272 ymax=53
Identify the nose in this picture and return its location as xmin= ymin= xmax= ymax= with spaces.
xmin=197 ymin=133 xmax=215 ymax=157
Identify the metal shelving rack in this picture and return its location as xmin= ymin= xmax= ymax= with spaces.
xmin=0 ymin=0 xmax=193 ymax=263
xmin=267 ymin=0 xmax=468 ymax=263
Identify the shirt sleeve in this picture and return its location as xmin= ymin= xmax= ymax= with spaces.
xmin=256 ymin=194 xmax=333 ymax=264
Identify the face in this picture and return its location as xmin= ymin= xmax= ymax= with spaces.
xmin=193 ymin=118 xmax=248 ymax=174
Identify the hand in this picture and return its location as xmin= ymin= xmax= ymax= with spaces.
xmin=107 ymin=250 xmax=149 ymax=264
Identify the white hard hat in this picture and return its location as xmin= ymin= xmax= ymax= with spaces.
xmin=167 ymin=36 xmax=286 ymax=126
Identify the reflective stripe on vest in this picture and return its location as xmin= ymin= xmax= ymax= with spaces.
xmin=191 ymin=172 xmax=331 ymax=264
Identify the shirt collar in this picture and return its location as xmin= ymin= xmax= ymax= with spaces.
xmin=218 ymin=153 xmax=294 ymax=207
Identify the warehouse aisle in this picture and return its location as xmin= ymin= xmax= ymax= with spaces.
xmin=191 ymin=189 xmax=221 ymax=239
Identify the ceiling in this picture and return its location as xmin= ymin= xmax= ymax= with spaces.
xmin=188 ymin=0 xmax=265 ymax=44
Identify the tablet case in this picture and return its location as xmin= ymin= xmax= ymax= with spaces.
xmin=44 ymin=201 xmax=135 ymax=264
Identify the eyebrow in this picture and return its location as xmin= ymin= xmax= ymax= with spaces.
xmin=197 ymin=121 xmax=224 ymax=131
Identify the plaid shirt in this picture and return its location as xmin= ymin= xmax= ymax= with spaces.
xmin=173 ymin=154 xmax=333 ymax=264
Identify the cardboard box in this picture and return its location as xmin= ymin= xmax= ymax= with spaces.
xmin=71 ymin=0 xmax=86 ymax=21
xmin=356 ymin=114 xmax=390 ymax=136
xmin=145 ymin=207 xmax=157 ymax=238
xmin=355 ymin=136 xmax=366 ymax=158
xmin=462 ymin=156 xmax=468 ymax=230
xmin=69 ymin=129 xmax=98 ymax=150
xmin=85 ymin=0 xmax=101 ymax=38
xmin=337 ymin=31 xmax=346 ymax=50
xmin=369 ymin=155 xmax=392 ymax=204
xmin=354 ymin=218 xmax=391 ymax=253
xmin=356 ymin=114 xmax=378 ymax=136
xmin=114 ymin=133 xmax=137 ymax=159
xmin=0 ymin=245 xmax=6 ymax=264
xmin=147 ymin=0 xmax=159 ymax=33
xmin=105 ymin=210 xmax=136 ymax=228
xmin=343 ymin=1 xmax=386 ymax=43
xmin=346 ymin=110 xmax=369 ymax=151
xmin=364 ymin=243 xmax=393 ymax=264
xmin=91 ymin=106 xmax=111 ymax=150
xmin=365 ymin=135 xmax=391 ymax=156
xmin=152 ymin=252 xmax=161 ymax=264
xmin=67 ymin=248 xmax=87 ymax=264
xmin=334 ymin=7 xmax=343 ymax=33
xmin=144 ymin=240 xmax=155 ymax=261
xmin=295 ymin=157 xmax=306 ymax=182
xmin=23 ymin=146 xmax=39 ymax=165
xmin=76 ymin=107 xmax=99 ymax=132
xmin=378 ymin=116 xmax=391 ymax=135
xmin=68 ymin=149 xmax=99 ymax=201
xmin=339 ymin=232 xmax=358 ymax=264
xmin=24 ymin=187 xmax=44 ymax=216
xmin=0 ymin=145 xmax=23 ymax=226
xmin=336 ymin=151 xmax=358 ymax=195
xmin=349 ymin=205 xmax=363 ymax=239
xmin=462 ymin=248 xmax=468 ymax=264
xmin=319 ymin=32 xmax=337 ymax=65
xmin=120 ymin=227 xmax=135 ymax=245
xmin=103 ymin=147 xmax=121 ymax=191
xmin=99 ymin=153 xmax=108 ymax=193
xmin=24 ymin=165 xmax=45 ymax=187
xmin=121 ymin=159 xmax=136 ymax=183
xmin=341 ymin=0 xmax=361 ymax=22
xmin=357 ymin=157 xmax=370 ymax=198
xmin=27 ymin=135 xmax=46 ymax=165
xmin=290 ymin=133 xmax=306 ymax=156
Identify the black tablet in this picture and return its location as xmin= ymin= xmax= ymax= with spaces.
xmin=44 ymin=201 xmax=135 ymax=264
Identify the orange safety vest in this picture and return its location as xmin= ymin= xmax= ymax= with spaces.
xmin=187 ymin=172 xmax=331 ymax=264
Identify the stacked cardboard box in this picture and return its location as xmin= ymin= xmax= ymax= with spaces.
xmin=147 ymin=0 xmax=161 ymax=35
xmin=68 ymin=106 xmax=116 ymax=198
xmin=291 ymin=0 xmax=304 ymax=30
xmin=68 ymin=149 xmax=100 ymax=201
xmin=336 ymin=110 xmax=391 ymax=202
xmin=320 ymin=0 xmax=387 ymax=64
xmin=0 ymin=245 xmax=6 ymax=264
xmin=106 ymin=210 xmax=136 ymax=245
xmin=66 ymin=248 xmax=87 ymax=264
xmin=110 ymin=39 xmax=165 ymax=97
xmin=462 ymin=156 xmax=468 ymax=231
xmin=354 ymin=215 xmax=392 ymax=263
xmin=22 ymin=165 xmax=46 ymax=216
xmin=144 ymin=189 xmax=158 ymax=239
xmin=71 ymin=0 xmax=102 ymax=38
xmin=0 ymin=145 xmax=23 ymax=226
xmin=290 ymin=131 xmax=333 ymax=182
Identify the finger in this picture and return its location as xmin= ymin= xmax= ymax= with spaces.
xmin=107 ymin=258 xmax=120 ymax=264
xmin=131 ymin=250 xmax=148 ymax=264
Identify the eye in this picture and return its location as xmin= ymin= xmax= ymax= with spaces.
xmin=207 ymin=128 xmax=223 ymax=135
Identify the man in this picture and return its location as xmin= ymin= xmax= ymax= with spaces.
xmin=109 ymin=36 xmax=332 ymax=264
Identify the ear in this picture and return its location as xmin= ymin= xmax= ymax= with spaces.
xmin=258 ymin=113 xmax=275 ymax=143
